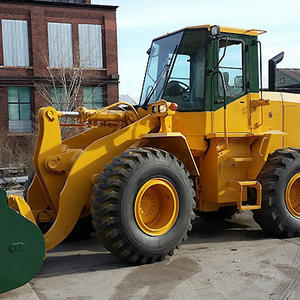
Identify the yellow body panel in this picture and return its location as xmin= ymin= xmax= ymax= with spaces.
xmin=150 ymin=91 xmax=299 ymax=211
xmin=141 ymin=132 xmax=200 ymax=175
xmin=282 ymin=92 xmax=300 ymax=148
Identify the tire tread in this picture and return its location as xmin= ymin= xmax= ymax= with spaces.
xmin=253 ymin=147 xmax=300 ymax=237
xmin=91 ymin=147 xmax=196 ymax=264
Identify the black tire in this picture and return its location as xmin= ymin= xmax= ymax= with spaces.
xmin=23 ymin=170 xmax=94 ymax=241
xmin=91 ymin=147 xmax=195 ymax=264
xmin=253 ymin=148 xmax=300 ymax=238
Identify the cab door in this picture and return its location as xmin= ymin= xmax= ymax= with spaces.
xmin=212 ymin=35 xmax=251 ymax=133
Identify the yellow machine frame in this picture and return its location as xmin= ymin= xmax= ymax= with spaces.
xmin=9 ymin=25 xmax=300 ymax=256
xmin=18 ymin=88 xmax=297 ymax=253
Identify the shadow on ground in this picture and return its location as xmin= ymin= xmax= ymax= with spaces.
xmin=37 ymin=212 xmax=271 ymax=278
xmin=188 ymin=212 xmax=271 ymax=244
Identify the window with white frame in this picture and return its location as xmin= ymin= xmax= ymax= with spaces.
xmin=48 ymin=22 xmax=73 ymax=68
xmin=8 ymin=87 xmax=32 ymax=133
xmin=78 ymin=24 xmax=103 ymax=68
xmin=1 ymin=20 xmax=30 ymax=67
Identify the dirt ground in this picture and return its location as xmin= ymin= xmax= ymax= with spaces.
xmin=1 ymin=211 xmax=300 ymax=300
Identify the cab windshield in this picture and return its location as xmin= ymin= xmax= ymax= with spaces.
xmin=139 ymin=29 xmax=207 ymax=111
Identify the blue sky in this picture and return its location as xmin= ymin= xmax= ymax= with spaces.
xmin=93 ymin=0 xmax=300 ymax=101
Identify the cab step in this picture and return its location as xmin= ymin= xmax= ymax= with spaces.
xmin=227 ymin=180 xmax=262 ymax=210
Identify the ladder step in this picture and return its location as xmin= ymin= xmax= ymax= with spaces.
xmin=228 ymin=157 xmax=252 ymax=162
xmin=227 ymin=180 xmax=261 ymax=211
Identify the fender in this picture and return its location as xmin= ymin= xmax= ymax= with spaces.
xmin=140 ymin=132 xmax=200 ymax=176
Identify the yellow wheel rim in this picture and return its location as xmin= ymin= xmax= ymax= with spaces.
xmin=285 ymin=173 xmax=300 ymax=218
xmin=134 ymin=178 xmax=179 ymax=236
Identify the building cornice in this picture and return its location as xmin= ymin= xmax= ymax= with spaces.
xmin=0 ymin=0 xmax=118 ymax=11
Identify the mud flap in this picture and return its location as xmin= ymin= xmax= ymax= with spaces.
xmin=0 ymin=189 xmax=45 ymax=294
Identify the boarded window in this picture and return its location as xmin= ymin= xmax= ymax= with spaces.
xmin=83 ymin=87 xmax=103 ymax=108
xmin=48 ymin=22 xmax=73 ymax=68
xmin=1 ymin=20 xmax=30 ymax=67
xmin=78 ymin=24 xmax=103 ymax=68
xmin=8 ymin=87 xmax=32 ymax=133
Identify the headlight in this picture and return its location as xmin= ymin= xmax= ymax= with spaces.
xmin=158 ymin=105 xmax=167 ymax=113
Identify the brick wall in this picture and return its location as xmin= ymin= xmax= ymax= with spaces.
xmin=0 ymin=0 xmax=118 ymax=159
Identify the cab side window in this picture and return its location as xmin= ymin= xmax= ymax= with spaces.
xmin=218 ymin=39 xmax=244 ymax=98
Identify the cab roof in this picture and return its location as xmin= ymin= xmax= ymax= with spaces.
xmin=186 ymin=25 xmax=267 ymax=36
xmin=151 ymin=25 xmax=266 ymax=44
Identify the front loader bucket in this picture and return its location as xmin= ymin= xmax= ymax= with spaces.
xmin=0 ymin=189 xmax=45 ymax=294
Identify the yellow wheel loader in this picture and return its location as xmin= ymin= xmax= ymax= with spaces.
xmin=2 ymin=24 xmax=300 ymax=293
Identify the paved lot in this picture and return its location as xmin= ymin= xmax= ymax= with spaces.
xmin=1 ymin=211 xmax=300 ymax=300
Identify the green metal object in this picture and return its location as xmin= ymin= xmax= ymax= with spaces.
xmin=0 ymin=189 xmax=45 ymax=294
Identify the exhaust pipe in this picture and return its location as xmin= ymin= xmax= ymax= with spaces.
xmin=268 ymin=52 xmax=284 ymax=91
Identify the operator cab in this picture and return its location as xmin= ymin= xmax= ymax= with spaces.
xmin=139 ymin=25 xmax=262 ymax=112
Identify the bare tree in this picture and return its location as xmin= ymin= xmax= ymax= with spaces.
xmin=33 ymin=50 xmax=107 ymax=140
xmin=34 ymin=51 xmax=85 ymax=112
xmin=34 ymin=48 xmax=107 ymax=112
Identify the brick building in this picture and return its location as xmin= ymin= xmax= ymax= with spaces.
xmin=0 ymin=0 xmax=118 ymax=141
